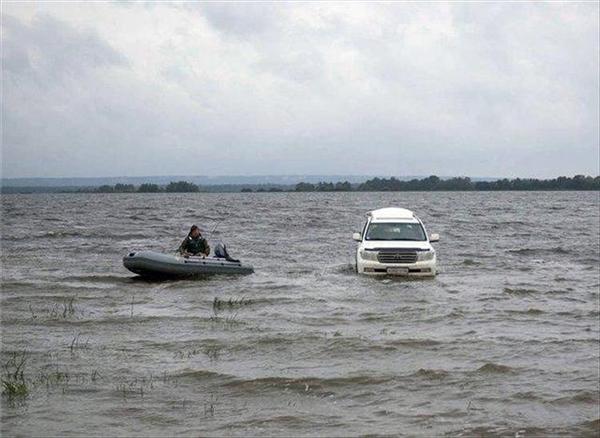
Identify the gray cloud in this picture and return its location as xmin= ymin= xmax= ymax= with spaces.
xmin=199 ymin=3 xmax=281 ymax=36
xmin=1 ymin=3 xmax=598 ymax=179
xmin=3 ymin=13 xmax=127 ymax=84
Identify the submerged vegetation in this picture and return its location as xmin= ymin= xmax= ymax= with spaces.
xmin=209 ymin=296 xmax=252 ymax=328
xmin=212 ymin=296 xmax=252 ymax=310
xmin=28 ymin=296 xmax=79 ymax=320
xmin=2 ymin=352 xmax=29 ymax=399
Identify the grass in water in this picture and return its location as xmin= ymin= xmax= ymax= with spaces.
xmin=212 ymin=296 xmax=252 ymax=311
xmin=29 ymin=296 xmax=78 ymax=320
xmin=210 ymin=296 xmax=250 ymax=328
xmin=209 ymin=312 xmax=240 ymax=326
xmin=2 ymin=380 xmax=28 ymax=397
xmin=1 ymin=351 xmax=29 ymax=399
xmin=68 ymin=333 xmax=90 ymax=353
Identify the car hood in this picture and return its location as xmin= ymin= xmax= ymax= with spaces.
xmin=361 ymin=240 xmax=432 ymax=250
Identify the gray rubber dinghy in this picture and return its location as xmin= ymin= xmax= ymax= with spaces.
xmin=123 ymin=251 xmax=254 ymax=278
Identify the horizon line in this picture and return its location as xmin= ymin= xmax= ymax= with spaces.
xmin=4 ymin=173 xmax=597 ymax=181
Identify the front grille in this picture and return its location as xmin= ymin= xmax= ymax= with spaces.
xmin=377 ymin=249 xmax=418 ymax=264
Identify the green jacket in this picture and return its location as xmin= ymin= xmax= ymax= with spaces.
xmin=178 ymin=235 xmax=210 ymax=255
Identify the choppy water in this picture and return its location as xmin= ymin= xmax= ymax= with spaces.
xmin=1 ymin=191 xmax=599 ymax=436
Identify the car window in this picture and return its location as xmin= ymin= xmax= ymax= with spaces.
xmin=365 ymin=222 xmax=426 ymax=241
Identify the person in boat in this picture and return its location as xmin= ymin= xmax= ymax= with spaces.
xmin=178 ymin=225 xmax=210 ymax=257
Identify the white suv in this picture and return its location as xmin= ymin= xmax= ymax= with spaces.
xmin=353 ymin=208 xmax=439 ymax=277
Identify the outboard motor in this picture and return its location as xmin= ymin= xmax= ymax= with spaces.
xmin=214 ymin=242 xmax=239 ymax=263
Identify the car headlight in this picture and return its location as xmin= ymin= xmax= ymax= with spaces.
xmin=418 ymin=250 xmax=435 ymax=261
xmin=360 ymin=249 xmax=379 ymax=261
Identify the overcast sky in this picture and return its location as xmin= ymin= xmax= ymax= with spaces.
xmin=2 ymin=2 xmax=598 ymax=179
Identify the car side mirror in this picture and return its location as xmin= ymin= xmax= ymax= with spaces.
xmin=429 ymin=233 xmax=440 ymax=242
xmin=352 ymin=232 xmax=362 ymax=242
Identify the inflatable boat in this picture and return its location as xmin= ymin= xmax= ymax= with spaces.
xmin=123 ymin=251 xmax=254 ymax=278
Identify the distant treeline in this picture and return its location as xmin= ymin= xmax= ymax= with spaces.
xmin=92 ymin=181 xmax=354 ymax=193
xmin=89 ymin=181 xmax=200 ymax=193
xmin=88 ymin=181 xmax=292 ymax=193
xmin=81 ymin=181 xmax=292 ymax=193
xmin=2 ymin=175 xmax=598 ymax=194
xmin=291 ymin=175 xmax=600 ymax=192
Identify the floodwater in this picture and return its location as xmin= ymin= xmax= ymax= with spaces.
xmin=1 ymin=191 xmax=599 ymax=436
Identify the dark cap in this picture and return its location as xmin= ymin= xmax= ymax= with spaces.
xmin=189 ymin=225 xmax=203 ymax=235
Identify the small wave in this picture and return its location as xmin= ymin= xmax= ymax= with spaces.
xmin=511 ymin=391 xmax=543 ymax=401
xmin=508 ymin=246 xmax=571 ymax=256
xmin=39 ymin=230 xmax=84 ymax=238
xmin=63 ymin=387 xmax=103 ymax=395
xmin=222 ymin=415 xmax=317 ymax=430
xmin=577 ymin=418 xmax=600 ymax=433
xmin=124 ymin=206 xmax=155 ymax=211
xmin=476 ymin=363 xmax=515 ymax=374
xmin=453 ymin=425 xmax=555 ymax=437
xmin=561 ymin=296 xmax=588 ymax=303
xmin=26 ymin=314 xmax=210 ymax=328
xmin=0 ymin=279 xmax=121 ymax=293
xmin=0 ymin=235 xmax=27 ymax=242
xmin=222 ymin=374 xmax=394 ymax=394
xmin=550 ymin=391 xmax=599 ymax=405
xmin=446 ymin=309 xmax=464 ymax=319
xmin=112 ymin=232 xmax=152 ymax=240
xmin=60 ymin=274 xmax=132 ymax=284
xmin=456 ymin=252 xmax=495 ymax=259
xmin=241 ymin=333 xmax=322 ymax=349
xmin=578 ymin=257 xmax=600 ymax=265
xmin=461 ymin=259 xmax=481 ymax=266
xmin=546 ymin=246 xmax=572 ymax=254
xmin=3 ymin=231 xmax=82 ymax=241
xmin=173 ymin=368 xmax=234 ymax=382
xmin=285 ymin=268 xmax=314 ymax=275
xmin=384 ymin=338 xmax=442 ymax=348
xmin=506 ymin=308 xmax=545 ymax=315
xmin=329 ymin=263 xmax=357 ymax=275
xmin=503 ymin=287 xmax=539 ymax=295
xmin=556 ymin=311 xmax=580 ymax=318
xmin=508 ymin=248 xmax=536 ymax=255
xmin=478 ymin=295 xmax=510 ymax=302
xmin=103 ymin=407 xmax=146 ymax=418
xmin=315 ymin=336 xmax=397 ymax=354
xmin=412 ymin=368 xmax=449 ymax=380
xmin=495 ymin=220 xmax=529 ymax=225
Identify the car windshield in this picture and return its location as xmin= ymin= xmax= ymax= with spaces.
xmin=365 ymin=222 xmax=426 ymax=241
